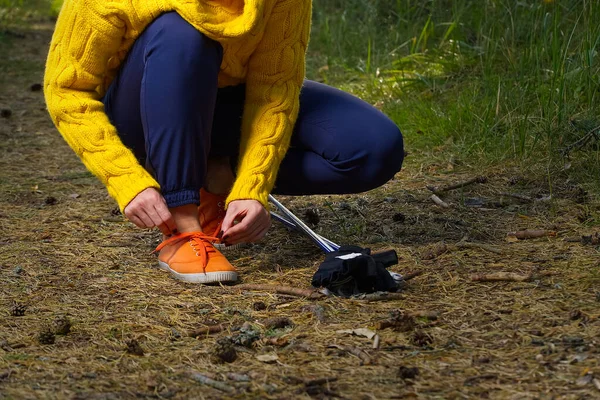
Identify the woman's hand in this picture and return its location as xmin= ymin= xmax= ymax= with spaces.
xmin=124 ymin=188 xmax=177 ymax=236
xmin=221 ymin=200 xmax=271 ymax=245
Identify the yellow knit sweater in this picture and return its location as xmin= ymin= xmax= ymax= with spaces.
xmin=44 ymin=0 xmax=312 ymax=211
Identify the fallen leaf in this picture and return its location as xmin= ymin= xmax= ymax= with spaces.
xmin=506 ymin=235 xmax=519 ymax=243
xmin=576 ymin=374 xmax=593 ymax=386
xmin=336 ymin=328 xmax=377 ymax=340
xmin=256 ymin=354 xmax=279 ymax=363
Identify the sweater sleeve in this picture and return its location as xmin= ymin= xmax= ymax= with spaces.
xmin=44 ymin=1 xmax=160 ymax=212
xmin=225 ymin=0 xmax=312 ymax=208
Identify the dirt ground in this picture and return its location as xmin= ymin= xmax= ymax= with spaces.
xmin=1 ymin=24 xmax=599 ymax=400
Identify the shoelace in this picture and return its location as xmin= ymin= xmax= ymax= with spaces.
xmin=198 ymin=199 xmax=226 ymax=240
xmin=210 ymin=221 xmax=223 ymax=239
xmin=153 ymin=231 xmax=219 ymax=266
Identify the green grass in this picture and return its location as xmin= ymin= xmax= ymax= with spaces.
xmin=308 ymin=0 xmax=600 ymax=185
xmin=0 ymin=0 xmax=59 ymax=26
xmin=2 ymin=0 xmax=600 ymax=187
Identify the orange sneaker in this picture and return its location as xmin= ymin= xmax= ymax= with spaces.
xmin=198 ymin=188 xmax=226 ymax=238
xmin=198 ymin=188 xmax=244 ymax=250
xmin=154 ymin=231 xmax=238 ymax=283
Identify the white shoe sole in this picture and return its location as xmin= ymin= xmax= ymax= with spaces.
xmin=158 ymin=260 xmax=238 ymax=284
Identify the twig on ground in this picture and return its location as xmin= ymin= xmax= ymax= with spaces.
xmin=190 ymin=372 xmax=236 ymax=393
xmin=430 ymin=194 xmax=450 ymax=208
xmin=354 ymin=292 xmax=405 ymax=302
xmin=500 ymin=193 xmax=552 ymax=203
xmin=188 ymin=323 xmax=241 ymax=338
xmin=564 ymin=233 xmax=600 ymax=245
xmin=328 ymin=345 xmax=373 ymax=365
xmin=507 ymin=229 xmax=557 ymax=240
xmin=305 ymin=377 xmax=339 ymax=387
xmin=408 ymin=310 xmax=440 ymax=320
xmin=470 ymin=271 xmax=554 ymax=282
xmin=427 ymin=176 xmax=487 ymax=194
xmin=234 ymin=284 xmax=326 ymax=299
xmin=455 ymin=241 xmax=502 ymax=255
xmin=560 ymin=124 xmax=600 ymax=156
xmin=372 ymin=334 xmax=380 ymax=349
xmin=402 ymin=270 xmax=423 ymax=281
xmin=421 ymin=243 xmax=448 ymax=260
xmin=464 ymin=374 xmax=499 ymax=386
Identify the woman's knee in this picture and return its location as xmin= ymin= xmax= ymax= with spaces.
xmin=361 ymin=121 xmax=404 ymax=189
xmin=146 ymin=12 xmax=223 ymax=69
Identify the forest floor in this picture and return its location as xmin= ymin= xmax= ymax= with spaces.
xmin=1 ymin=23 xmax=599 ymax=400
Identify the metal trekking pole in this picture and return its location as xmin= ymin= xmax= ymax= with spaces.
xmin=268 ymin=195 xmax=339 ymax=253
xmin=270 ymin=211 xmax=340 ymax=252
xmin=268 ymin=195 xmax=404 ymax=285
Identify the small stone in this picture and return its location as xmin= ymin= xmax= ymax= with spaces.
xmin=264 ymin=317 xmax=293 ymax=330
xmin=0 ymin=109 xmax=11 ymax=118
xmin=252 ymin=301 xmax=267 ymax=311
xmin=562 ymin=336 xmax=584 ymax=347
xmin=30 ymin=83 xmax=42 ymax=92
xmin=392 ymin=213 xmax=406 ymax=223
xmin=125 ymin=339 xmax=144 ymax=356
xmin=37 ymin=329 xmax=55 ymax=345
xmin=226 ymin=372 xmax=250 ymax=382
xmin=256 ymin=353 xmax=279 ymax=363
xmin=13 ymin=266 xmax=23 ymax=276
xmin=576 ymin=374 xmax=593 ymax=386
xmin=44 ymin=196 xmax=57 ymax=205
xmin=338 ymin=202 xmax=351 ymax=210
xmin=397 ymin=366 xmax=419 ymax=380
xmin=357 ymin=198 xmax=368 ymax=207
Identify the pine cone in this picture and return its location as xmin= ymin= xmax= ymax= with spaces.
xmin=53 ymin=316 xmax=72 ymax=335
xmin=10 ymin=302 xmax=26 ymax=317
xmin=211 ymin=337 xmax=237 ymax=363
xmin=38 ymin=329 xmax=55 ymax=345
xmin=125 ymin=339 xmax=144 ymax=356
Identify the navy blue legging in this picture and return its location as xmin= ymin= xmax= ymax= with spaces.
xmin=103 ymin=12 xmax=404 ymax=208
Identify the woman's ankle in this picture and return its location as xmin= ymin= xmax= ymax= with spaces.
xmin=169 ymin=204 xmax=202 ymax=233
xmin=205 ymin=156 xmax=234 ymax=195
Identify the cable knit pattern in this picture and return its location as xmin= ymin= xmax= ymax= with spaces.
xmin=44 ymin=0 xmax=312 ymax=211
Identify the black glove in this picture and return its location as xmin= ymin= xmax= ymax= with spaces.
xmin=311 ymin=245 xmax=399 ymax=297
